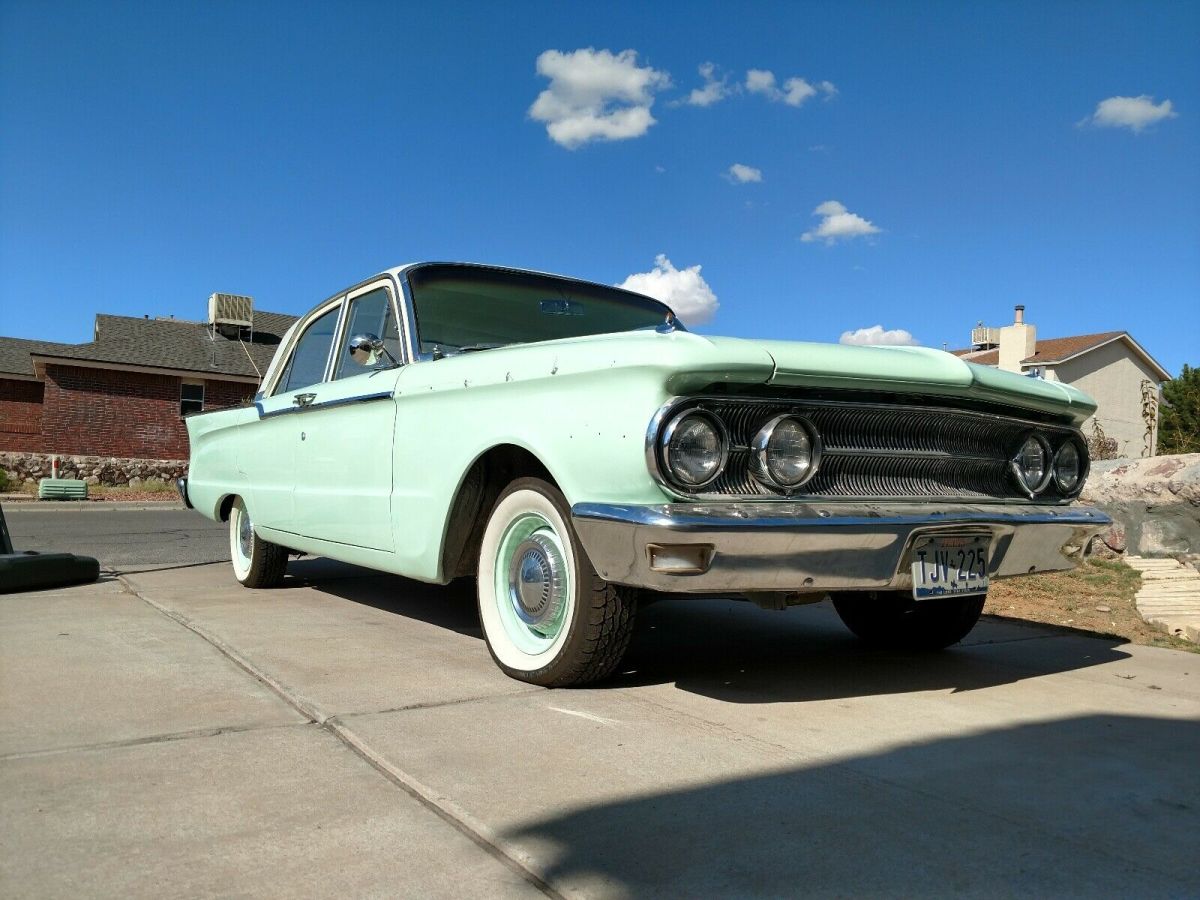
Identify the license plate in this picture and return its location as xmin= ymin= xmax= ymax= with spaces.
xmin=911 ymin=534 xmax=989 ymax=600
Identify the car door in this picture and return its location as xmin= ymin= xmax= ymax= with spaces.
xmin=289 ymin=280 xmax=401 ymax=552
xmin=241 ymin=299 xmax=344 ymax=530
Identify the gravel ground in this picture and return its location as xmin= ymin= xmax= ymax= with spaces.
xmin=984 ymin=558 xmax=1200 ymax=653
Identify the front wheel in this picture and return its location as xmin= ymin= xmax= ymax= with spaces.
xmin=831 ymin=590 xmax=985 ymax=650
xmin=229 ymin=498 xmax=288 ymax=588
xmin=477 ymin=478 xmax=636 ymax=687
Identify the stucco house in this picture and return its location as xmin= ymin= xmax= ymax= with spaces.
xmin=0 ymin=296 xmax=297 ymax=462
xmin=952 ymin=306 xmax=1171 ymax=457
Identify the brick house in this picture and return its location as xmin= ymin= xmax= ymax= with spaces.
xmin=0 ymin=299 xmax=297 ymax=462
xmin=952 ymin=305 xmax=1171 ymax=457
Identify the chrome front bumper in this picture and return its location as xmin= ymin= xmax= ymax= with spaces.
xmin=176 ymin=477 xmax=193 ymax=509
xmin=571 ymin=501 xmax=1111 ymax=594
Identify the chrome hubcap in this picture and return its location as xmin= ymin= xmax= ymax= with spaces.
xmin=238 ymin=507 xmax=253 ymax=559
xmin=507 ymin=532 xmax=566 ymax=636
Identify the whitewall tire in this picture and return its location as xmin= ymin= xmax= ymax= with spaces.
xmin=229 ymin=498 xmax=288 ymax=588
xmin=477 ymin=478 xmax=636 ymax=687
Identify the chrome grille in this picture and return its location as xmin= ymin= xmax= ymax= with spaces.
xmin=664 ymin=397 xmax=1082 ymax=501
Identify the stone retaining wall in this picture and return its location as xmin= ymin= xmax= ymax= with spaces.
xmin=0 ymin=451 xmax=187 ymax=487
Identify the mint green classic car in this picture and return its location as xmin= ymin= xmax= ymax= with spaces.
xmin=182 ymin=263 xmax=1109 ymax=686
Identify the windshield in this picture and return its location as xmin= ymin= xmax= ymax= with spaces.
xmin=407 ymin=264 xmax=675 ymax=356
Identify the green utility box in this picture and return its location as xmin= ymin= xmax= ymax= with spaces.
xmin=38 ymin=478 xmax=88 ymax=500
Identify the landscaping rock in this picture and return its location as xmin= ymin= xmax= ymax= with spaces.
xmin=1083 ymin=454 xmax=1200 ymax=560
xmin=0 ymin=451 xmax=187 ymax=489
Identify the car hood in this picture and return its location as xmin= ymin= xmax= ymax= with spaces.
xmin=753 ymin=339 xmax=1097 ymax=422
xmin=401 ymin=330 xmax=1097 ymax=425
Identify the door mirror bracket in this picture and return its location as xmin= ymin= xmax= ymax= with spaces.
xmin=349 ymin=333 xmax=399 ymax=368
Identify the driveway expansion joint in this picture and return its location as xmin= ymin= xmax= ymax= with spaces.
xmin=117 ymin=573 xmax=563 ymax=899
xmin=0 ymin=721 xmax=316 ymax=762
xmin=123 ymin=576 xmax=329 ymax=724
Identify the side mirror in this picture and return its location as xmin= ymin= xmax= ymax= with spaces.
xmin=349 ymin=333 xmax=385 ymax=366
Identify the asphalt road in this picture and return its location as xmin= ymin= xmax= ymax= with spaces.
xmin=3 ymin=504 xmax=228 ymax=571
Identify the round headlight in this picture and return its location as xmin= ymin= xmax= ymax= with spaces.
xmin=661 ymin=411 xmax=728 ymax=488
xmin=1011 ymin=434 xmax=1052 ymax=496
xmin=750 ymin=415 xmax=820 ymax=490
xmin=1053 ymin=440 xmax=1082 ymax=494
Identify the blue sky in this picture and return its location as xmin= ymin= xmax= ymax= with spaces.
xmin=2 ymin=0 xmax=1197 ymax=375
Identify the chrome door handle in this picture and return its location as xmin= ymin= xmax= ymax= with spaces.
xmin=293 ymin=392 xmax=317 ymax=408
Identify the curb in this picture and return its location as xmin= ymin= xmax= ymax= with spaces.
xmin=1 ymin=500 xmax=187 ymax=512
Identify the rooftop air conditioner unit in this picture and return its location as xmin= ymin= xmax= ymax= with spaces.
xmin=208 ymin=293 xmax=254 ymax=328
xmin=971 ymin=325 xmax=1000 ymax=348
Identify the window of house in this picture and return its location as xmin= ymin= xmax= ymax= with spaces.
xmin=333 ymin=286 xmax=402 ymax=379
xmin=180 ymin=381 xmax=205 ymax=416
xmin=275 ymin=305 xmax=341 ymax=394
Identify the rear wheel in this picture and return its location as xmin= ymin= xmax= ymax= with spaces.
xmin=477 ymin=478 xmax=636 ymax=687
xmin=229 ymin=498 xmax=288 ymax=588
xmin=832 ymin=590 xmax=985 ymax=650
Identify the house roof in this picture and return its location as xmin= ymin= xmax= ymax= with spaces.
xmin=0 ymin=337 xmax=79 ymax=378
xmin=950 ymin=330 xmax=1170 ymax=381
xmin=1 ymin=311 xmax=298 ymax=383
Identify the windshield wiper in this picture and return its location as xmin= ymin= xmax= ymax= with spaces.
xmin=455 ymin=343 xmax=510 ymax=353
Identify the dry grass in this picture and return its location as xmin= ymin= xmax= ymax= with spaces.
xmin=985 ymin=558 xmax=1199 ymax=653
xmin=4 ymin=480 xmax=179 ymax=501
xmin=88 ymin=481 xmax=177 ymax=499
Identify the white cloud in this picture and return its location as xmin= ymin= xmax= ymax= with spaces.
xmin=726 ymin=163 xmax=763 ymax=183
xmin=529 ymin=48 xmax=671 ymax=149
xmin=782 ymin=77 xmax=817 ymax=106
xmin=800 ymin=200 xmax=881 ymax=245
xmin=745 ymin=69 xmax=837 ymax=107
xmin=745 ymin=69 xmax=778 ymax=96
xmin=839 ymin=325 xmax=919 ymax=346
xmin=682 ymin=62 xmax=733 ymax=107
xmin=617 ymin=254 xmax=719 ymax=326
xmin=1082 ymin=94 xmax=1178 ymax=133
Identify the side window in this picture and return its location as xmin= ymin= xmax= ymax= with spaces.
xmin=276 ymin=306 xmax=340 ymax=394
xmin=333 ymin=286 xmax=402 ymax=380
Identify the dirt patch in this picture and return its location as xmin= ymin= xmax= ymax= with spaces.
xmin=7 ymin=482 xmax=180 ymax=503
xmin=984 ymin=558 xmax=1199 ymax=653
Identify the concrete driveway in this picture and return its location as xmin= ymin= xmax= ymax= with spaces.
xmin=2 ymin=557 xmax=1198 ymax=898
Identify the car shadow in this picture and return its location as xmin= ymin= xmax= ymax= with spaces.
xmin=286 ymin=557 xmax=484 ymax=638
xmin=501 ymin=714 xmax=1199 ymax=897
xmin=287 ymin=558 xmax=1132 ymax=704
xmin=607 ymin=595 xmax=1131 ymax=704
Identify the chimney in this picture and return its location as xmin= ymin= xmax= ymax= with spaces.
xmin=998 ymin=305 xmax=1036 ymax=373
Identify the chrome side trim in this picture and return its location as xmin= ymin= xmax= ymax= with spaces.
xmin=255 ymin=391 xmax=393 ymax=419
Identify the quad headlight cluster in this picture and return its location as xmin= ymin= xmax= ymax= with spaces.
xmin=656 ymin=408 xmax=822 ymax=493
xmin=652 ymin=404 xmax=1087 ymax=501
xmin=1011 ymin=433 xmax=1086 ymax=498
